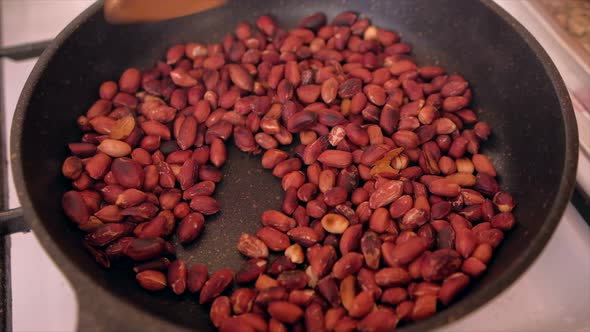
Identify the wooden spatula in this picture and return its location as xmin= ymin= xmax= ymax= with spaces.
xmin=104 ymin=0 xmax=227 ymax=24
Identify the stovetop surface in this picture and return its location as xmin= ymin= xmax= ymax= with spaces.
xmin=1 ymin=1 xmax=589 ymax=331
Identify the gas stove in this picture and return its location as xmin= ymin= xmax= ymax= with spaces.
xmin=0 ymin=1 xmax=588 ymax=331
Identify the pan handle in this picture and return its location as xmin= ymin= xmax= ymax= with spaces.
xmin=0 ymin=40 xmax=52 ymax=60
xmin=0 ymin=208 xmax=29 ymax=236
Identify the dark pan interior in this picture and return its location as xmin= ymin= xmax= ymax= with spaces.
xmin=13 ymin=0 xmax=575 ymax=330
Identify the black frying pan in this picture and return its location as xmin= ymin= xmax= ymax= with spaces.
xmin=1 ymin=0 xmax=578 ymax=331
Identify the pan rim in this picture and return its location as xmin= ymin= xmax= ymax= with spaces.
xmin=9 ymin=0 xmax=578 ymax=330
xmin=402 ymin=0 xmax=578 ymax=330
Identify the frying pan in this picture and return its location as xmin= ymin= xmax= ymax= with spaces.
xmin=0 ymin=0 xmax=578 ymax=330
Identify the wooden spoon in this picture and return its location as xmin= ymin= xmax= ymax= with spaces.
xmin=104 ymin=0 xmax=227 ymax=24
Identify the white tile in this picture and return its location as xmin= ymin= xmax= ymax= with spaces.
xmin=10 ymin=233 xmax=78 ymax=332
xmin=1 ymin=0 xmax=94 ymax=46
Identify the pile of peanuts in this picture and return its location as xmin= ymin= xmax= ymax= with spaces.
xmin=61 ymin=11 xmax=517 ymax=331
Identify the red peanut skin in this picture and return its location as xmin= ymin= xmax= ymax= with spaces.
xmin=62 ymin=12 xmax=517 ymax=332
